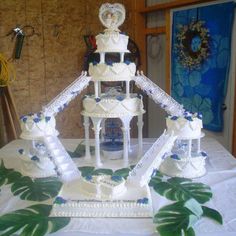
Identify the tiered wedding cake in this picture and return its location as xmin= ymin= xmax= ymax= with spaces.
xmin=18 ymin=2 xmax=207 ymax=218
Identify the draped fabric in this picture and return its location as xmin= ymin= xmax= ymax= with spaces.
xmin=171 ymin=2 xmax=235 ymax=131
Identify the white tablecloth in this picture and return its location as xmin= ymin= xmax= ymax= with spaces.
xmin=0 ymin=137 xmax=236 ymax=236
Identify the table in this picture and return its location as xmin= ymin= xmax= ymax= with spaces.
xmin=0 ymin=137 xmax=236 ymax=236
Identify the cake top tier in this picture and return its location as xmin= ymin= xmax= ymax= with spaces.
xmin=99 ymin=3 xmax=125 ymax=32
xmin=96 ymin=3 xmax=129 ymax=53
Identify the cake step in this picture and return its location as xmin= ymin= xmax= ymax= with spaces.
xmin=43 ymin=136 xmax=80 ymax=183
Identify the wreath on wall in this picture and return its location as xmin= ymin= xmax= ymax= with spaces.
xmin=175 ymin=20 xmax=211 ymax=69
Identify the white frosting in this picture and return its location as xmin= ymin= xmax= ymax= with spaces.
xmin=89 ymin=62 xmax=136 ymax=81
xmin=19 ymin=155 xmax=56 ymax=178
xmin=20 ymin=113 xmax=59 ymax=140
xmin=81 ymin=94 xmax=144 ymax=118
xmin=78 ymin=175 xmax=126 ymax=199
xmin=166 ymin=115 xmax=203 ymax=139
xmin=160 ymin=154 xmax=207 ymax=178
xmin=96 ymin=31 xmax=129 ymax=52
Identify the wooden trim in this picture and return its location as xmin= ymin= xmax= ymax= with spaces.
xmin=165 ymin=9 xmax=171 ymax=94
xmin=144 ymin=26 xmax=166 ymax=35
xmin=139 ymin=0 xmax=216 ymax=13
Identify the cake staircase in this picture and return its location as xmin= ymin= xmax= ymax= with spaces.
xmin=43 ymin=136 xmax=81 ymax=183
xmin=134 ymin=71 xmax=185 ymax=116
xmin=127 ymin=131 xmax=177 ymax=187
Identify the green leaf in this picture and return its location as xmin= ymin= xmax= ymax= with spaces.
xmin=0 ymin=204 xmax=70 ymax=236
xmin=67 ymin=142 xmax=95 ymax=158
xmin=78 ymin=166 xmax=95 ymax=177
xmin=0 ymin=160 xmax=22 ymax=187
xmin=112 ymin=168 xmax=130 ymax=179
xmin=184 ymin=198 xmax=203 ymax=218
xmin=92 ymin=168 xmax=113 ymax=176
xmin=11 ymin=177 xmax=62 ymax=201
xmin=149 ymin=170 xmax=164 ymax=187
xmin=153 ymin=177 xmax=212 ymax=204
xmin=154 ymin=199 xmax=201 ymax=236
xmin=202 ymin=206 xmax=223 ymax=224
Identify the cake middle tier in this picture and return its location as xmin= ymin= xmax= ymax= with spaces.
xmin=81 ymin=94 xmax=145 ymax=118
xmin=89 ymin=62 xmax=136 ymax=81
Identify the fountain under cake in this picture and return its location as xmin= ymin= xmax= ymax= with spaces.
xmin=18 ymin=3 xmax=206 ymax=218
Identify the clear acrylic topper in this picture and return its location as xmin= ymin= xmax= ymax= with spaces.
xmin=99 ymin=3 xmax=126 ymax=31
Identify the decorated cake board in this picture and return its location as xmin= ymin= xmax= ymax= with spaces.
xmin=50 ymin=180 xmax=153 ymax=218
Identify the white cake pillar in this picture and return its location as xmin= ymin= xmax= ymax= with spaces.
xmin=120 ymin=52 xmax=125 ymax=62
xmin=137 ymin=114 xmax=143 ymax=158
xmin=94 ymin=81 xmax=99 ymax=98
xmin=197 ymin=138 xmax=201 ymax=153
xmin=91 ymin=117 xmax=103 ymax=167
xmin=100 ymin=52 xmax=105 ymax=63
xmin=125 ymin=80 xmax=130 ymax=98
xmin=188 ymin=139 xmax=192 ymax=159
xmin=83 ymin=116 xmax=91 ymax=160
xmin=121 ymin=116 xmax=132 ymax=167
xmin=98 ymin=81 xmax=101 ymax=97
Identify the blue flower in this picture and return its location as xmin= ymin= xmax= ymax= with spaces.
xmin=31 ymin=155 xmax=40 ymax=162
xmin=95 ymin=97 xmax=101 ymax=103
xmin=33 ymin=118 xmax=41 ymax=123
xmin=45 ymin=116 xmax=51 ymax=122
xmin=18 ymin=149 xmax=24 ymax=155
xmin=111 ymin=175 xmax=122 ymax=182
xmin=170 ymin=154 xmax=180 ymax=160
xmin=85 ymin=175 xmax=92 ymax=181
xmin=201 ymin=151 xmax=207 ymax=157
xmin=54 ymin=196 xmax=67 ymax=205
xmin=137 ymin=197 xmax=149 ymax=204
xmin=171 ymin=116 xmax=178 ymax=120
xmin=22 ymin=117 xmax=27 ymax=123
xmin=185 ymin=116 xmax=193 ymax=121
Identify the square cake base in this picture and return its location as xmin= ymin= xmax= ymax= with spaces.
xmin=50 ymin=179 xmax=153 ymax=218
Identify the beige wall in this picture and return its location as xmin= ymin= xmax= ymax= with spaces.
xmin=0 ymin=0 xmax=134 ymax=138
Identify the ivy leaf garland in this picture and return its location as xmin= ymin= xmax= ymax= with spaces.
xmin=0 ymin=204 xmax=70 ymax=236
xmin=150 ymin=173 xmax=223 ymax=236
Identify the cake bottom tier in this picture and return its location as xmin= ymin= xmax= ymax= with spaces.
xmin=50 ymin=178 xmax=153 ymax=218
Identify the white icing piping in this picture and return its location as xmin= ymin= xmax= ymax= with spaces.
xmin=43 ymin=71 xmax=91 ymax=116
xmin=133 ymin=71 xmax=185 ymax=116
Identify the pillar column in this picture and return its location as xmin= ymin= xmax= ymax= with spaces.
xmin=197 ymin=138 xmax=201 ymax=154
xmin=188 ymin=139 xmax=192 ymax=159
xmin=83 ymin=116 xmax=91 ymax=160
xmin=120 ymin=52 xmax=125 ymax=62
xmin=91 ymin=117 xmax=103 ymax=167
xmin=100 ymin=52 xmax=105 ymax=63
xmin=94 ymin=81 xmax=99 ymax=98
xmin=125 ymin=80 xmax=130 ymax=98
xmin=137 ymin=114 xmax=143 ymax=158
xmin=120 ymin=116 xmax=132 ymax=167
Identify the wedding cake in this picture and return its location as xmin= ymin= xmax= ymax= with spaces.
xmin=18 ymin=2 xmax=207 ymax=219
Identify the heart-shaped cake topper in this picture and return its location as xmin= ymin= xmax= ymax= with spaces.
xmin=99 ymin=3 xmax=126 ymax=31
